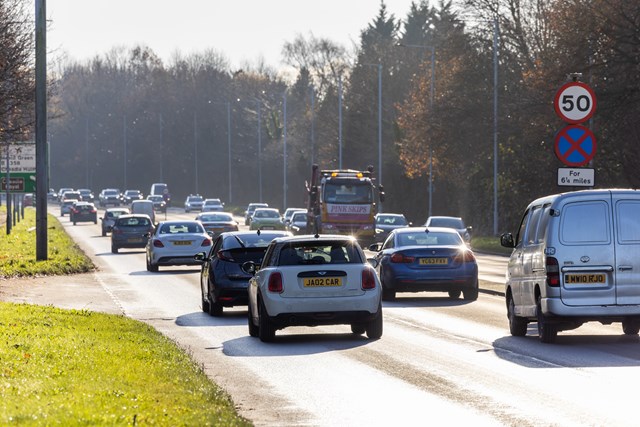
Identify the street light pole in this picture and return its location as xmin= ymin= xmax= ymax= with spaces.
xmin=227 ymin=101 xmax=232 ymax=204
xmin=493 ymin=17 xmax=500 ymax=236
xmin=338 ymin=75 xmax=343 ymax=169
xmin=194 ymin=112 xmax=198 ymax=194
xmin=364 ymin=63 xmax=384 ymax=212
xmin=283 ymin=91 xmax=287 ymax=210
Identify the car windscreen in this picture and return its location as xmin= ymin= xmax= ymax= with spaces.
xmin=291 ymin=213 xmax=307 ymax=222
xmin=254 ymin=210 xmax=279 ymax=219
xmin=277 ymin=241 xmax=362 ymax=266
xmin=377 ymin=215 xmax=407 ymax=225
xmin=428 ymin=218 xmax=464 ymax=229
xmin=200 ymin=214 xmax=232 ymax=222
xmin=223 ymin=233 xmax=284 ymax=249
xmin=397 ymin=231 xmax=462 ymax=247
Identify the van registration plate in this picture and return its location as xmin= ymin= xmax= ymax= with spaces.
xmin=303 ymin=277 xmax=342 ymax=287
xmin=419 ymin=257 xmax=448 ymax=265
xmin=564 ymin=273 xmax=606 ymax=284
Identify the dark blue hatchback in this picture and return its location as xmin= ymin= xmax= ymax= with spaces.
xmin=196 ymin=230 xmax=291 ymax=316
xmin=370 ymin=227 xmax=478 ymax=301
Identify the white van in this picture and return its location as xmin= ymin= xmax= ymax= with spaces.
xmin=131 ymin=200 xmax=156 ymax=224
xmin=501 ymin=189 xmax=640 ymax=343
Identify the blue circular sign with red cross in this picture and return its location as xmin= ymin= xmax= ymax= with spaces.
xmin=554 ymin=124 xmax=597 ymax=167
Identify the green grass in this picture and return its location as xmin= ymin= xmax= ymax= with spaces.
xmin=470 ymin=235 xmax=513 ymax=255
xmin=0 ymin=206 xmax=94 ymax=277
xmin=0 ymin=303 xmax=250 ymax=426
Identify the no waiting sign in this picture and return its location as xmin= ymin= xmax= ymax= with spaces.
xmin=554 ymin=82 xmax=597 ymax=124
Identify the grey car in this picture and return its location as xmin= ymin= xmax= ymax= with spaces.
xmin=100 ymin=207 xmax=130 ymax=236
xmin=424 ymin=216 xmax=472 ymax=243
xmin=110 ymin=214 xmax=154 ymax=254
xmin=374 ymin=213 xmax=410 ymax=242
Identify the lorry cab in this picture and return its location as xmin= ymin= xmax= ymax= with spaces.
xmin=501 ymin=189 xmax=640 ymax=342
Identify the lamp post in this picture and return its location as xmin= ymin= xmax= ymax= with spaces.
xmin=237 ymin=98 xmax=263 ymax=202
xmin=338 ymin=75 xmax=343 ymax=169
xmin=398 ymin=43 xmax=436 ymax=217
xmin=283 ymin=91 xmax=288 ymax=210
xmin=364 ymin=63 xmax=383 ymax=211
xmin=210 ymin=100 xmax=232 ymax=204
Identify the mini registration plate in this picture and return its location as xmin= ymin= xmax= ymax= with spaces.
xmin=303 ymin=277 xmax=342 ymax=287
xmin=419 ymin=257 xmax=448 ymax=265
xmin=172 ymin=241 xmax=192 ymax=246
xmin=565 ymin=273 xmax=606 ymax=284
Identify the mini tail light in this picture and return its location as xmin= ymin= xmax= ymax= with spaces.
xmin=268 ymin=272 xmax=283 ymax=293
xmin=390 ymin=252 xmax=415 ymax=263
xmin=201 ymin=238 xmax=212 ymax=247
xmin=361 ymin=268 xmax=376 ymax=290
xmin=546 ymin=256 xmax=560 ymax=287
xmin=153 ymin=239 xmax=164 ymax=248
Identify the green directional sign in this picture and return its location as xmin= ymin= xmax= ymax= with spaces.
xmin=1 ymin=173 xmax=36 ymax=193
xmin=1 ymin=143 xmax=36 ymax=193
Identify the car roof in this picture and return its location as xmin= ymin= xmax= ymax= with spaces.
xmin=270 ymin=234 xmax=357 ymax=244
xmin=106 ymin=207 xmax=130 ymax=211
xmin=254 ymin=207 xmax=278 ymax=212
xmin=118 ymin=214 xmax=152 ymax=219
xmin=393 ymin=226 xmax=459 ymax=234
xmin=376 ymin=213 xmax=405 ymax=218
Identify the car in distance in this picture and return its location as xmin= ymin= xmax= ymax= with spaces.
xmin=424 ymin=216 xmax=472 ymax=243
xmin=100 ymin=207 xmax=130 ymax=236
xmin=287 ymin=211 xmax=308 ymax=235
xmin=282 ymin=207 xmax=306 ymax=225
xmin=60 ymin=190 xmax=82 ymax=203
xmin=47 ymin=188 xmax=58 ymax=202
xmin=150 ymin=183 xmax=170 ymax=207
xmin=202 ymin=198 xmax=224 ymax=212
xmin=98 ymin=189 xmax=122 ymax=207
xmin=110 ymin=214 xmax=154 ymax=254
xmin=69 ymin=201 xmax=98 ymax=225
xmin=245 ymin=234 xmax=382 ymax=342
xmin=60 ymin=199 xmax=76 ymax=216
xmin=370 ymin=227 xmax=478 ymax=302
xmin=244 ymin=202 xmax=269 ymax=225
xmin=184 ymin=194 xmax=204 ymax=213
xmin=195 ymin=212 xmax=238 ymax=237
xmin=122 ymin=189 xmax=143 ymax=204
xmin=249 ymin=208 xmax=286 ymax=231
xmin=374 ymin=213 xmax=410 ymax=242
xmin=77 ymin=189 xmax=95 ymax=203
xmin=145 ymin=220 xmax=212 ymax=272
xmin=57 ymin=187 xmax=73 ymax=202
xmin=195 ymin=230 xmax=291 ymax=316
xmin=146 ymin=195 xmax=167 ymax=213
xmin=131 ymin=199 xmax=156 ymax=225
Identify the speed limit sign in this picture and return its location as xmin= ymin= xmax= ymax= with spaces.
xmin=554 ymin=81 xmax=596 ymax=124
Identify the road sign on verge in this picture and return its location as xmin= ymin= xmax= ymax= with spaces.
xmin=557 ymin=168 xmax=595 ymax=187
xmin=554 ymin=124 xmax=596 ymax=167
xmin=554 ymin=81 xmax=597 ymax=124
xmin=1 ymin=173 xmax=36 ymax=193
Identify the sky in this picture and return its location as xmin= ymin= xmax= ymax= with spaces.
xmin=46 ymin=0 xmax=420 ymax=71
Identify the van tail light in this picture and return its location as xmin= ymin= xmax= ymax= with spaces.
xmin=546 ymin=257 xmax=560 ymax=287
xmin=153 ymin=239 xmax=165 ymax=248
xmin=390 ymin=252 xmax=415 ymax=263
xmin=362 ymin=268 xmax=376 ymax=290
xmin=268 ymin=272 xmax=283 ymax=293
xmin=201 ymin=238 xmax=212 ymax=247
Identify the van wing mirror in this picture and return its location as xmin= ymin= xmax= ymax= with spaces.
xmin=500 ymin=233 xmax=515 ymax=248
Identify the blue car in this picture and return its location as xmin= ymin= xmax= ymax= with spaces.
xmin=370 ymin=227 xmax=478 ymax=301
xmin=195 ymin=230 xmax=291 ymax=316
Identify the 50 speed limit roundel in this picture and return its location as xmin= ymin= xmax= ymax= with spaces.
xmin=554 ymin=81 xmax=597 ymax=124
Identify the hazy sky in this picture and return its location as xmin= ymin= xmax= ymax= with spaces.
xmin=47 ymin=0 xmax=419 ymax=70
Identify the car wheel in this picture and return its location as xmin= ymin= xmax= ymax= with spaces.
xmin=537 ymin=296 xmax=557 ymax=343
xmin=622 ymin=319 xmax=640 ymax=335
xmin=201 ymin=281 xmax=210 ymax=313
xmin=258 ymin=299 xmax=276 ymax=342
xmin=365 ymin=306 xmax=383 ymax=340
xmin=73 ymin=221 xmax=77 ymax=226
xmin=463 ymin=284 xmax=478 ymax=301
xmin=351 ymin=323 xmax=366 ymax=335
xmin=146 ymin=256 xmax=159 ymax=272
xmin=448 ymin=290 xmax=461 ymax=299
xmin=380 ymin=278 xmax=396 ymax=301
xmin=507 ymin=292 xmax=528 ymax=336
xmin=94 ymin=219 xmax=97 ymax=224
xmin=247 ymin=303 xmax=259 ymax=337
xmin=209 ymin=299 xmax=223 ymax=317
xmin=101 ymin=229 xmax=106 ymax=237
xmin=111 ymin=244 xmax=118 ymax=254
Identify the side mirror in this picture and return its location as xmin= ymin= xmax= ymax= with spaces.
xmin=368 ymin=243 xmax=382 ymax=252
xmin=500 ymin=233 xmax=515 ymax=248
xmin=241 ymin=261 xmax=257 ymax=275
xmin=367 ymin=258 xmax=379 ymax=268
xmin=194 ymin=252 xmax=206 ymax=262
xmin=467 ymin=226 xmax=473 ymax=233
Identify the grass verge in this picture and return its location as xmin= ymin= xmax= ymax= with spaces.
xmin=0 ymin=302 xmax=250 ymax=426
xmin=0 ymin=206 xmax=94 ymax=277
xmin=470 ymin=235 xmax=512 ymax=255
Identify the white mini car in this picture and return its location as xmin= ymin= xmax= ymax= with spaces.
xmin=244 ymin=234 xmax=382 ymax=342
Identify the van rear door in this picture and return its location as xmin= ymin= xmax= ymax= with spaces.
xmin=557 ymin=194 xmax=616 ymax=306
xmin=612 ymin=195 xmax=640 ymax=305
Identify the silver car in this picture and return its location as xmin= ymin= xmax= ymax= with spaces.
xmin=146 ymin=220 xmax=212 ymax=272
xmin=424 ymin=216 xmax=472 ymax=242
xmin=100 ymin=207 xmax=130 ymax=236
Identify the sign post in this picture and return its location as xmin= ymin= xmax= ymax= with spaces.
xmin=0 ymin=143 xmax=36 ymax=193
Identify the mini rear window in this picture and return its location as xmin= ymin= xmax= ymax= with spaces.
xmin=276 ymin=241 xmax=362 ymax=266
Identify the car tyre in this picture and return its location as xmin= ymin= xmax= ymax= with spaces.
xmin=448 ymin=290 xmax=461 ymax=299
xmin=507 ymin=292 xmax=528 ymax=336
xmin=111 ymin=244 xmax=118 ymax=254
xmin=73 ymin=221 xmax=77 ymax=226
xmin=101 ymin=229 xmax=106 ymax=237
xmin=201 ymin=283 xmax=210 ymax=313
xmin=365 ymin=306 xmax=383 ymax=340
xmin=381 ymin=279 xmax=396 ymax=301
xmin=247 ymin=303 xmax=259 ymax=337
xmin=622 ymin=319 xmax=640 ymax=335
xmin=351 ymin=323 xmax=366 ymax=335
xmin=463 ymin=284 xmax=478 ymax=301
xmin=146 ymin=256 xmax=159 ymax=272
xmin=258 ymin=299 xmax=276 ymax=342
xmin=537 ymin=297 xmax=557 ymax=343
xmin=209 ymin=299 xmax=223 ymax=317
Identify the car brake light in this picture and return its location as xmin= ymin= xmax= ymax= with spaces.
xmin=201 ymin=238 xmax=212 ymax=247
xmin=268 ymin=272 xmax=283 ymax=293
xmin=546 ymin=257 xmax=560 ymax=287
xmin=361 ymin=268 xmax=376 ymax=290
xmin=453 ymin=250 xmax=476 ymax=264
xmin=390 ymin=252 xmax=415 ymax=263
xmin=153 ymin=239 xmax=164 ymax=248
xmin=217 ymin=250 xmax=235 ymax=262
